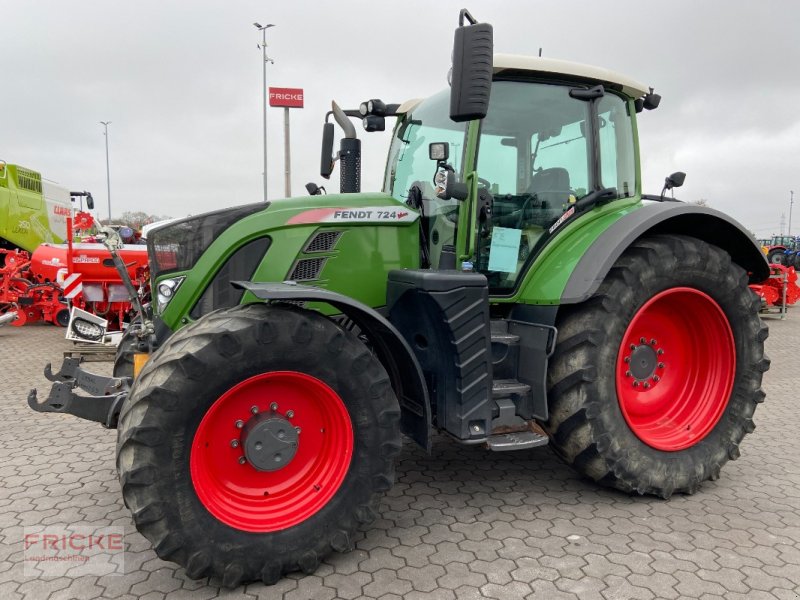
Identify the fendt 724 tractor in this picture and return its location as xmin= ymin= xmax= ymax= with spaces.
xmin=30 ymin=10 xmax=770 ymax=587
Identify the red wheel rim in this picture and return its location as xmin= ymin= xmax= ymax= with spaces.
xmin=615 ymin=287 xmax=736 ymax=451
xmin=190 ymin=371 xmax=353 ymax=532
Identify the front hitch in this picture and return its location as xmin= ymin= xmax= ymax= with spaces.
xmin=28 ymin=356 xmax=129 ymax=428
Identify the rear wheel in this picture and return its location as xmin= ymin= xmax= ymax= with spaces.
xmin=545 ymin=235 xmax=769 ymax=497
xmin=767 ymin=248 xmax=786 ymax=264
xmin=117 ymin=303 xmax=400 ymax=586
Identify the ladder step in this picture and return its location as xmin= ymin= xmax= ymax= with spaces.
xmin=490 ymin=332 xmax=520 ymax=345
xmin=492 ymin=379 xmax=531 ymax=397
xmin=486 ymin=430 xmax=549 ymax=451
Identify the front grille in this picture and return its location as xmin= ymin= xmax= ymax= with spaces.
xmin=288 ymin=257 xmax=326 ymax=281
xmin=16 ymin=168 xmax=42 ymax=193
xmin=304 ymin=231 xmax=342 ymax=253
xmin=190 ymin=237 xmax=270 ymax=319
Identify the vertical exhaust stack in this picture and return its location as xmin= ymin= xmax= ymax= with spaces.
xmin=330 ymin=101 xmax=361 ymax=194
xmin=339 ymin=139 xmax=361 ymax=194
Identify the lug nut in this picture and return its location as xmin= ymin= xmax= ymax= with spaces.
xmin=630 ymin=344 xmax=636 ymax=350
xmin=230 ymin=439 xmax=239 ymax=448
xmin=286 ymin=410 xmax=295 ymax=418
xmin=650 ymin=339 xmax=657 ymax=345
xmin=235 ymin=420 xmax=244 ymax=429
xmin=653 ymin=375 xmax=660 ymax=382
xmin=238 ymin=456 xmax=246 ymax=465
xmin=658 ymin=362 xmax=665 ymax=369
xmin=250 ymin=405 xmax=259 ymax=415
xmin=625 ymin=370 xmax=632 ymax=377
xmin=624 ymin=357 xmax=631 ymax=364
xmin=643 ymin=382 xmax=651 ymax=389
xmin=295 ymin=426 xmax=302 ymax=434
xmin=270 ymin=402 xmax=278 ymax=411
xmin=657 ymin=349 xmax=664 ymax=355
xmin=633 ymin=381 xmax=639 ymax=388
xmin=640 ymin=337 xmax=647 ymax=344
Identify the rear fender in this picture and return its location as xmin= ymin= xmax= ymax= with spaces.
xmin=561 ymin=202 xmax=770 ymax=304
xmin=232 ymin=281 xmax=432 ymax=450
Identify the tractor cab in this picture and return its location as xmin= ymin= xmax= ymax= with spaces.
xmin=383 ymin=57 xmax=650 ymax=292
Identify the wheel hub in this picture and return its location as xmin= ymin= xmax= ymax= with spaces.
xmin=622 ymin=337 xmax=666 ymax=389
xmin=241 ymin=411 xmax=299 ymax=471
xmin=628 ymin=343 xmax=657 ymax=380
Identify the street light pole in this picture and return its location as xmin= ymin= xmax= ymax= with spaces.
xmin=254 ymin=22 xmax=275 ymax=202
xmin=100 ymin=121 xmax=112 ymax=222
xmin=789 ymin=190 xmax=794 ymax=238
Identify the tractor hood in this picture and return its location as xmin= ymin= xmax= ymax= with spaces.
xmin=149 ymin=192 xmax=421 ymax=330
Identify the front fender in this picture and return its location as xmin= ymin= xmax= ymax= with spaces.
xmin=232 ymin=281 xmax=431 ymax=451
xmin=561 ymin=202 xmax=770 ymax=304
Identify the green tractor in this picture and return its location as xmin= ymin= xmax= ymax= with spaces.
xmin=31 ymin=10 xmax=770 ymax=587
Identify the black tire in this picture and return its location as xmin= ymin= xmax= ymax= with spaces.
xmin=54 ymin=308 xmax=70 ymax=327
xmin=116 ymin=303 xmax=401 ymax=587
xmin=545 ymin=234 xmax=769 ymax=498
xmin=767 ymin=248 xmax=786 ymax=264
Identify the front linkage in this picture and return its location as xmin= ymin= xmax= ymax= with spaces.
xmin=28 ymin=226 xmax=151 ymax=430
xmin=28 ymin=356 xmax=129 ymax=429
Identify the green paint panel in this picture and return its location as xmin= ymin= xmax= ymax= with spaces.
xmin=507 ymin=198 xmax=642 ymax=305
xmin=158 ymin=192 xmax=420 ymax=330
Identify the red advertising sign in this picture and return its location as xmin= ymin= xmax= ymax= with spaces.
xmin=269 ymin=87 xmax=304 ymax=108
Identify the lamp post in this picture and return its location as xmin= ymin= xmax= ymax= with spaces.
xmin=254 ymin=22 xmax=275 ymax=202
xmin=789 ymin=190 xmax=794 ymax=239
xmin=100 ymin=121 xmax=112 ymax=222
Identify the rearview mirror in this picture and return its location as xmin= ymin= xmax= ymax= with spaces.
xmin=449 ymin=9 xmax=493 ymax=123
xmin=665 ymin=171 xmax=686 ymax=190
xmin=86 ymin=193 xmax=95 ymax=210
xmin=320 ymin=122 xmax=335 ymax=179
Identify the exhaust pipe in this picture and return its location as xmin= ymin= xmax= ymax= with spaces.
xmin=0 ymin=312 xmax=19 ymax=327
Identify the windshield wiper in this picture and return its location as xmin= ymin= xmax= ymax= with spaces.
xmin=574 ymin=187 xmax=617 ymax=211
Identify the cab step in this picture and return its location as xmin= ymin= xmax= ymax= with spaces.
xmin=492 ymin=378 xmax=531 ymax=398
xmin=486 ymin=429 xmax=549 ymax=451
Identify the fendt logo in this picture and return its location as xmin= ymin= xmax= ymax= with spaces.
xmin=269 ymin=87 xmax=304 ymax=108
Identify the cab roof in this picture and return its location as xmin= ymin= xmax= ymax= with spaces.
xmin=395 ymin=54 xmax=651 ymax=115
xmin=494 ymin=53 xmax=649 ymax=99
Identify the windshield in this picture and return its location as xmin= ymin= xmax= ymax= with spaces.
xmin=384 ymin=90 xmax=468 ymax=268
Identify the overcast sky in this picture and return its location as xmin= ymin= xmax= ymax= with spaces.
xmin=1 ymin=0 xmax=798 ymax=237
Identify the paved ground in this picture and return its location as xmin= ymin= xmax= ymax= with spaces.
xmin=0 ymin=313 xmax=798 ymax=600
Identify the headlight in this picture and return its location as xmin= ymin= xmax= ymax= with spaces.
xmin=156 ymin=276 xmax=185 ymax=313
xmin=71 ymin=318 xmax=104 ymax=342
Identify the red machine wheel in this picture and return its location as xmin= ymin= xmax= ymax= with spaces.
xmin=117 ymin=303 xmax=400 ymax=586
xmin=546 ymin=235 xmax=769 ymax=498
xmin=11 ymin=306 xmax=40 ymax=326
xmin=190 ymin=372 xmax=354 ymax=532
xmin=615 ymin=288 xmax=735 ymax=451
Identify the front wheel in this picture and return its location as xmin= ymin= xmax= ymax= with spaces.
xmin=117 ymin=303 xmax=401 ymax=587
xmin=545 ymin=235 xmax=769 ymax=498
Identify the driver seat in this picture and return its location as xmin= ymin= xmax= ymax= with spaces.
xmin=528 ymin=167 xmax=570 ymax=207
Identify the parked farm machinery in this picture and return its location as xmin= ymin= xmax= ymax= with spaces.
xmin=0 ymin=216 xmax=150 ymax=329
xmin=749 ymin=263 xmax=800 ymax=309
